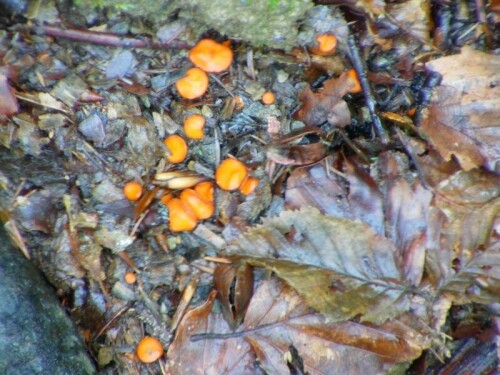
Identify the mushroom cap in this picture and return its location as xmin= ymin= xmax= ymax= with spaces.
xmin=189 ymin=39 xmax=233 ymax=73
xmin=180 ymin=189 xmax=214 ymax=220
xmin=175 ymin=67 xmax=209 ymax=99
xmin=215 ymin=158 xmax=248 ymax=191
xmin=166 ymin=198 xmax=198 ymax=232
xmin=239 ymin=176 xmax=259 ymax=196
xmin=347 ymin=69 xmax=362 ymax=93
xmin=123 ymin=181 xmax=143 ymax=201
xmin=164 ymin=134 xmax=188 ymax=164
xmin=183 ymin=114 xmax=206 ymax=140
xmin=194 ymin=181 xmax=214 ymax=202
xmin=310 ymin=34 xmax=337 ymax=56
xmin=261 ymin=91 xmax=275 ymax=105
xmin=136 ymin=336 xmax=164 ymax=363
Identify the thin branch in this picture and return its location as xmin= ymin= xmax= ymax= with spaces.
xmin=347 ymin=34 xmax=389 ymax=145
xmin=32 ymin=24 xmax=190 ymax=49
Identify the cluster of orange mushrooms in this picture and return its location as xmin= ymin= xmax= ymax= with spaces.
xmin=123 ymin=39 xmax=261 ymax=235
xmin=121 ymin=34 xmax=361 ymax=364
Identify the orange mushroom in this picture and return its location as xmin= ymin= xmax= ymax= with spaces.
xmin=124 ymin=272 xmax=137 ymax=284
xmin=175 ymin=67 xmax=209 ymax=99
xmin=311 ymin=34 xmax=337 ymax=55
xmin=164 ymin=134 xmax=188 ymax=164
xmin=215 ymin=158 xmax=248 ymax=191
xmin=261 ymin=91 xmax=275 ymax=105
xmin=183 ymin=114 xmax=206 ymax=140
xmin=136 ymin=336 xmax=164 ymax=363
xmin=166 ymin=198 xmax=198 ymax=232
xmin=239 ymin=176 xmax=259 ymax=196
xmin=123 ymin=181 xmax=143 ymax=201
xmin=194 ymin=181 xmax=214 ymax=202
xmin=189 ymin=39 xmax=233 ymax=73
xmin=180 ymin=189 xmax=214 ymax=220
xmin=346 ymin=69 xmax=362 ymax=94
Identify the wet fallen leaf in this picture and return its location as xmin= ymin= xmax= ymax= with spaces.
xmin=167 ymin=278 xmax=429 ymax=375
xmin=285 ymin=156 xmax=385 ymax=235
xmin=376 ymin=152 xmax=433 ymax=286
xmin=214 ymin=263 xmax=254 ymax=329
xmin=225 ymin=207 xmax=409 ymax=324
xmin=427 ymin=169 xmax=500 ymax=303
xmin=294 ymin=72 xmax=354 ymax=127
xmin=422 ymin=47 xmax=500 ymax=173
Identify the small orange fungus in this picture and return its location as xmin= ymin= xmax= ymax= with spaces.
xmin=166 ymin=198 xmax=198 ymax=232
xmin=123 ymin=181 xmax=143 ymax=201
xmin=175 ymin=67 xmax=209 ymax=99
xmin=160 ymin=193 xmax=174 ymax=205
xmin=136 ymin=336 xmax=164 ymax=363
xmin=194 ymin=181 xmax=214 ymax=202
xmin=183 ymin=114 xmax=206 ymax=140
xmin=239 ymin=176 xmax=259 ymax=196
xmin=347 ymin=69 xmax=362 ymax=94
xmin=313 ymin=34 xmax=337 ymax=55
xmin=180 ymin=189 xmax=214 ymax=220
xmin=164 ymin=134 xmax=188 ymax=164
xmin=189 ymin=39 xmax=233 ymax=73
xmin=215 ymin=158 xmax=248 ymax=191
xmin=261 ymin=91 xmax=275 ymax=105
xmin=124 ymin=272 xmax=136 ymax=284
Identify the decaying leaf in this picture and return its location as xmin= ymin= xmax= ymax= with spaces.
xmin=166 ymin=290 xmax=259 ymax=375
xmin=225 ymin=207 xmax=409 ymax=324
xmin=167 ymin=278 xmax=429 ymax=375
xmin=422 ymin=47 xmax=500 ymax=173
xmin=0 ymin=72 xmax=19 ymax=117
xmin=266 ymin=126 xmax=328 ymax=166
xmin=376 ymin=152 xmax=433 ymax=286
xmin=427 ymin=169 xmax=500 ymax=303
xmin=294 ymin=72 xmax=354 ymax=127
xmin=214 ymin=263 xmax=254 ymax=329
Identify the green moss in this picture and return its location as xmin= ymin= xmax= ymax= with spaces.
xmin=178 ymin=0 xmax=313 ymax=49
xmin=70 ymin=0 xmax=313 ymax=49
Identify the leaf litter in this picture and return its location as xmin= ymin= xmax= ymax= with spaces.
xmin=1 ymin=0 xmax=500 ymax=373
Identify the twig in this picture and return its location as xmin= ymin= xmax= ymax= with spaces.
xmin=33 ymin=24 xmax=190 ymax=49
xmin=347 ymin=34 xmax=389 ymax=145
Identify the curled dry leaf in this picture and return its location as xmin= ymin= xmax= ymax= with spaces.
xmin=167 ymin=278 xmax=430 ymax=375
xmin=225 ymin=207 xmax=409 ymax=324
xmin=422 ymin=47 xmax=500 ymax=173
xmin=293 ymin=72 xmax=354 ymax=127
xmin=213 ymin=263 xmax=254 ymax=330
xmin=265 ymin=126 xmax=328 ymax=167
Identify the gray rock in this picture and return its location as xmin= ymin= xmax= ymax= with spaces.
xmin=0 ymin=226 xmax=95 ymax=374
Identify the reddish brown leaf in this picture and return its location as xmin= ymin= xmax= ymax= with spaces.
xmin=167 ymin=278 xmax=430 ymax=374
xmin=166 ymin=290 xmax=259 ymax=375
xmin=427 ymin=169 xmax=500 ymax=303
xmin=422 ymin=47 xmax=500 ymax=173
xmin=285 ymin=157 xmax=385 ymax=235
xmin=294 ymin=72 xmax=354 ymax=127
xmin=214 ymin=263 xmax=254 ymax=329
xmin=376 ymin=152 xmax=433 ymax=286
xmin=0 ymin=73 xmax=19 ymax=117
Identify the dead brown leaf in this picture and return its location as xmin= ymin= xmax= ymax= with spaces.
xmin=422 ymin=47 xmax=500 ymax=173
xmin=225 ymin=207 xmax=409 ymax=324
xmin=214 ymin=263 xmax=254 ymax=329
xmin=0 ymin=73 xmax=19 ymax=117
xmin=167 ymin=278 xmax=429 ymax=375
xmin=294 ymin=72 xmax=354 ymax=127
xmin=426 ymin=169 xmax=500 ymax=303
